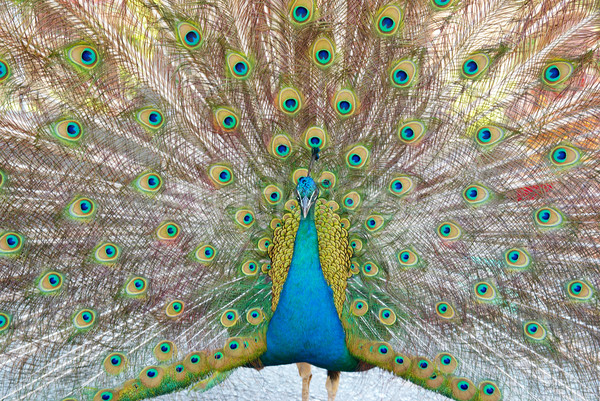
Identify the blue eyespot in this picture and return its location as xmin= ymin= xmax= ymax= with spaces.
xmin=293 ymin=6 xmax=309 ymax=22
xmin=338 ymin=100 xmax=351 ymax=113
xmin=223 ymin=116 xmax=235 ymax=128
xmin=379 ymin=17 xmax=394 ymax=32
xmin=478 ymin=128 xmax=491 ymax=142
xmin=545 ymin=66 xmax=560 ymax=81
xmin=148 ymin=112 xmax=162 ymax=125
xmin=185 ymin=30 xmax=200 ymax=46
xmin=81 ymin=48 xmax=96 ymax=65
xmin=464 ymin=60 xmax=478 ymax=74
xmin=394 ymin=69 xmax=408 ymax=84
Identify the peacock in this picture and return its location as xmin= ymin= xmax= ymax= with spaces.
xmin=0 ymin=0 xmax=599 ymax=400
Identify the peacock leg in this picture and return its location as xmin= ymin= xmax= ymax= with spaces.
xmin=326 ymin=370 xmax=341 ymax=401
xmin=297 ymin=362 xmax=313 ymax=401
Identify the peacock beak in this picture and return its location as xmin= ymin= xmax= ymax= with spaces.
xmin=300 ymin=196 xmax=312 ymax=218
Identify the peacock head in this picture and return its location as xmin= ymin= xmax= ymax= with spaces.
xmin=296 ymin=176 xmax=319 ymax=218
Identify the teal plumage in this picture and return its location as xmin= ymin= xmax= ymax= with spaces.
xmin=0 ymin=0 xmax=599 ymax=400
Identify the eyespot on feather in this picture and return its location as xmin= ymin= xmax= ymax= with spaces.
xmin=318 ymin=171 xmax=336 ymax=190
xmin=378 ymin=308 xmax=396 ymax=325
xmin=234 ymin=209 xmax=255 ymax=229
xmin=226 ymin=51 xmax=252 ymax=79
xmin=435 ymin=301 xmax=455 ymax=320
xmin=474 ymin=281 xmax=497 ymax=301
xmin=214 ymin=108 xmax=239 ymax=132
xmin=140 ymin=366 xmax=164 ymax=388
xmin=67 ymin=197 xmax=96 ymax=220
xmin=475 ymin=126 xmax=504 ymax=147
xmin=220 ymin=309 xmax=239 ymax=327
xmin=390 ymin=59 xmax=416 ymax=88
xmin=285 ymin=199 xmax=299 ymax=212
xmin=68 ymin=44 xmax=99 ymax=69
xmin=125 ymin=276 xmax=148 ymax=297
xmin=289 ymin=170 xmax=309 ymax=188
xmin=165 ymin=300 xmax=184 ymax=318
xmin=393 ymin=354 xmax=411 ymax=376
xmin=351 ymin=299 xmax=369 ymax=316
xmin=549 ymin=145 xmax=580 ymax=167
xmin=0 ymin=312 xmax=11 ymax=333
xmin=289 ymin=0 xmax=315 ymax=25
xmin=53 ymin=119 xmax=84 ymax=143
xmin=398 ymin=120 xmax=426 ymax=144
xmin=346 ymin=145 xmax=369 ymax=169
xmin=93 ymin=242 xmax=120 ymax=264
xmin=342 ymin=191 xmax=361 ymax=211
xmin=261 ymin=263 xmax=271 ymax=273
xmin=263 ymin=185 xmax=283 ymax=205
xmin=340 ymin=218 xmax=350 ymax=230
xmin=0 ymin=59 xmax=9 ymax=82
xmin=462 ymin=184 xmax=491 ymax=205
xmin=183 ymin=351 xmax=209 ymax=374
xmin=209 ymin=164 xmax=234 ymax=188
xmin=451 ymin=377 xmax=477 ymax=400
xmin=437 ymin=221 xmax=461 ymax=240
xmin=103 ymin=352 xmax=128 ymax=375
xmin=461 ymin=53 xmax=490 ymax=79
xmin=154 ymin=340 xmax=177 ymax=361
xmin=156 ymin=222 xmax=180 ymax=241
xmin=566 ymin=280 xmax=593 ymax=301
xmin=177 ymin=22 xmax=202 ymax=49
xmin=479 ymin=381 xmax=502 ymax=401
xmin=435 ymin=352 xmax=458 ymax=374
xmin=364 ymin=214 xmax=384 ymax=232
xmin=534 ymin=207 xmax=563 ymax=229
xmin=277 ymin=87 xmax=303 ymax=116
xmin=270 ymin=218 xmax=282 ymax=230
xmin=426 ymin=372 xmax=445 ymax=389
xmin=257 ymin=237 xmax=271 ymax=253
xmin=349 ymin=238 xmax=363 ymax=253
xmin=333 ymin=89 xmax=359 ymax=118
xmin=374 ymin=4 xmax=403 ymax=36
xmin=136 ymin=108 xmax=164 ymax=131
xmin=270 ymin=133 xmax=293 ymax=159
xmin=389 ymin=175 xmax=413 ymax=197
xmin=302 ymin=126 xmax=329 ymax=150
xmin=542 ymin=61 xmax=573 ymax=87
xmin=73 ymin=309 xmax=96 ymax=330
xmin=412 ymin=357 xmax=434 ymax=380
xmin=504 ymin=248 xmax=531 ymax=269
xmin=524 ymin=321 xmax=547 ymax=341
xmin=431 ymin=0 xmax=456 ymax=9
xmin=349 ymin=261 xmax=360 ymax=275
xmin=0 ymin=231 xmax=24 ymax=255
xmin=133 ymin=171 xmax=163 ymax=195
xmin=93 ymin=390 xmax=118 ymax=401
xmin=246 ymin=308 xmax=264 ymax=325
xmin=38 ymin=271 xmax=64 ymax=293
xmin=241 ymin=260 xmax=259 ymax=276
xmin=312 ymin=37 xmax=335 ymax=68
xmin=362 ymin=261 xmax=379 ymax=277
xmin=397 ymin=248 xmax=419 ymax=267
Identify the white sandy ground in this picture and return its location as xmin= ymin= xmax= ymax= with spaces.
xmin=156 ymin=364 xmax=450 ymax=400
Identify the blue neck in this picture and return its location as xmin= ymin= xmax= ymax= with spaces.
xmin=260 ymin=209 xmax=358 ymax=371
